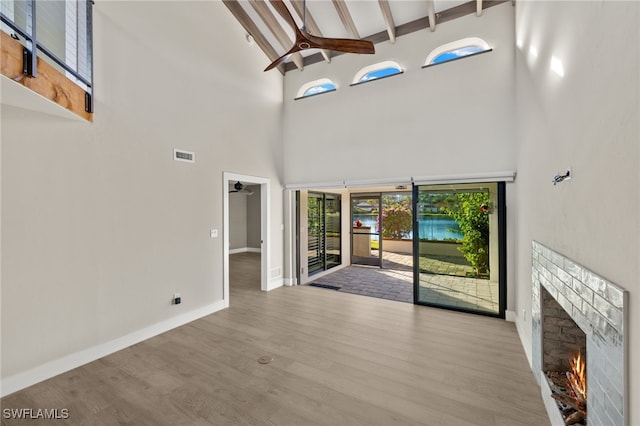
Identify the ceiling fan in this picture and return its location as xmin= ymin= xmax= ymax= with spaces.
xmin=264 ymin=0 xmax=375 ymax=72
xmin=230 ymin=181 xmax=254 ymax=195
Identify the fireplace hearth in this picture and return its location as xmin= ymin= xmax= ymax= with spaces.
xmin=531 ymin=241 xmax=627 ymax=426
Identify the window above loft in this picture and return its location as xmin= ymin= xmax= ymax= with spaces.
xmin=351 ymin=61 xmax=403 ymax=86
xmin=295 ymin=78 xmax=337 ymax=100
xmin=423 ymin=37 xmax=492 ymax=68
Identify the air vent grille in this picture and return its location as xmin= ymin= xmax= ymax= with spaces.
xmin=174 ymin=149 xmax=195 ymax=163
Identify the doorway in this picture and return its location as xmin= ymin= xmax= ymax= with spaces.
xmin=223 ymin=172 xmax=270 ymax=308
xmin=380 ymin=192 xmax=413 ymax=271
xmin=351 ymin=194 xmax=382 ymax=267
xmin=350 ymin=192 xmax=414 ymax=271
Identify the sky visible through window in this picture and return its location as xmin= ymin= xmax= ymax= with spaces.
xmin=302 ymin=82 xmax=336 ymax=97
xmin=431 ymin=46 xmax=486 ymax=64
xmin=359 ymin=66 xmax=402 ymax=82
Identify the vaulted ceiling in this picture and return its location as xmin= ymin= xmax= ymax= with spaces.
xmin=223 ymin=0 xmax=509 ymax=74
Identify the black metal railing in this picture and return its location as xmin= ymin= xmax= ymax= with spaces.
xmin=0 ymin=0 xmax=93 ymax=112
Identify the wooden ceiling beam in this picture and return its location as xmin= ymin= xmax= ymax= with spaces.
xmin=331 ymin=0 xmax=360 ymax=39
xmin=289 ymin=0 xmax=331 ymax=63
xmin=378 ymin=0 xmax=396 ymax=43
xmin=222 ymin=0 xmax=285 ymax=75
xmin=249 ymin=0 xmax=304 ymax=70
xmin=426 ymin=0 xmax=436 ymax=32
xmin=285 ymin=0 xmax=509 ymax=72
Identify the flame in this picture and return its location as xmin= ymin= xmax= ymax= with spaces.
xmin=569 ymin=352 xmax=587 ymax=400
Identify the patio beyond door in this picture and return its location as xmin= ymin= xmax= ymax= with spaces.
xmin=412 ymin=182 xmax=506 ymax=317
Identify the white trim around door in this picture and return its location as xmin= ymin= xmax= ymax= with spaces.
xmin=223 ymin=172 xmax=271 ymax=308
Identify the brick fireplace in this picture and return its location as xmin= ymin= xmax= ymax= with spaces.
xmin=541 ymin=287 xmax=586 ymax=373
xmin=531 ymin=241 xmax=628 ymax=426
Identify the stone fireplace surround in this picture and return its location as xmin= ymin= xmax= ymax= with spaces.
xmin=531 ymin=241 xmax=628 ymax=426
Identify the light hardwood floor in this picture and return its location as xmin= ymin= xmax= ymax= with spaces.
xmin=1 ymin=253 xmax=549 ymax=425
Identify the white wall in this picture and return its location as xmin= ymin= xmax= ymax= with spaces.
xmin=1 ymin=1 xmax=283 ymax=390
xmin=283 ymin=2 xmax=516 ymax=312
xmin=229 ymin=185 xmax=262 ymax=251
xmin=229 ymin=193 xmax=248 ymax=250
xmin=282 ymin=3 xmax=515 ymax=185
xmin=513 ymin=1 xmax=639 ymax=424
xmin=247 ymin=185 xmax=262 ymax=249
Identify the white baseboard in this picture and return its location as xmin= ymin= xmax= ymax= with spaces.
xmin=283 ymin=278 xmax=298 ymax=286
xmin=1 ymin=300 xmax=226 ymax=398
xmin=229 ymin=247 xmax=262 ymax=255
xmin=505 ymin=310 xmax=517 ymax=322
xmin=267 ymin=277 xmax=284 ymax=291
xmin=515 ymin=315 xmax=533 ymax=369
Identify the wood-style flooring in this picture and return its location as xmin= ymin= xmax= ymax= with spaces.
xmin=0 ymin=252 xmax=549 ymax=425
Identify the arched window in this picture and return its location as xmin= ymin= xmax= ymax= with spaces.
xmin=295 ymin=78 xmax=337 ymax=100
xmin=423 ymin=37 xmax=492 ymax=68
xmin=351 ymin=61 xmax=403 ymax=86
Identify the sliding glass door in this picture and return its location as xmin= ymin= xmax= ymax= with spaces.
xmin=308 ymin=192 xmax=341 ymax=275
xmin=413 ymin=182 xmax=505 ymax=317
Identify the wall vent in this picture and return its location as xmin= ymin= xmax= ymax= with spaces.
xmin=174 ymin=149 xmax=195 ymax=163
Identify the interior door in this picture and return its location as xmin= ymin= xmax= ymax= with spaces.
xmin=413 ymin=182 xmax=505 ymax=317
xmin=351 ymin=195 xmax=382 ymax=267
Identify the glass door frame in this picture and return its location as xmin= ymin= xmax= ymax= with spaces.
xmin=307 ymin=191 xmax=342 ymax=276
xmin=412 ymin=182 xmax=507 ymax=318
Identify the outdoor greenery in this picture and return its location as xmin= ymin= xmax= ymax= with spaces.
xmin=443 ymin=192 xmax=490 ymax=275
xmin=417 ymin=192 xmax=459 ymax=212
xmin=381 ymin=205 xmax=412 ymax=239
xmin=381 ymin=195 xmax=412 ymax=239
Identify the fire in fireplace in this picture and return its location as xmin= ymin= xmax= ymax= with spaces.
xmin=547 ymin=351 xmax=587 ymax=425
xmin=569 ymin=352 xmax=586 ymax=402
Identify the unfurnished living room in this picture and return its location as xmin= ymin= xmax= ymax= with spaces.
xmin=0 ymin=1 xmax=638 ymax=425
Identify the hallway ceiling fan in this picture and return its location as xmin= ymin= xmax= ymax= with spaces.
xmin=230 ymin=181 xmax=254 ymax=195
xmin=264 ymin=0 xmax=375 ymax=72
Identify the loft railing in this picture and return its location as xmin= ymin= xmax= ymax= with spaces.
xmin=0 ymin=0 xmax=93 ymax=112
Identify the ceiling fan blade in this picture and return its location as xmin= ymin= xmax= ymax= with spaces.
xmin=304 ymin=32 xmax=375 ymax=55
xmin=264 ymin=49 xmax=294 ymax=71
xmin=263 ymin=0 xmax=374 ymax=71
xmin=268 ymin=0 xmax=300 ymax=31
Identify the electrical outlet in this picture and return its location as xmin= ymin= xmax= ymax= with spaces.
xmin=173 ymin=293 xmax=181 ymax=305
xmin=210 ymin=229 xmax=218 ymax=238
